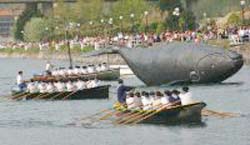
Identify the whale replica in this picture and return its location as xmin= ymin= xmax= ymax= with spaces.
xmin=83 ymin=42 xmax=243 ymax=86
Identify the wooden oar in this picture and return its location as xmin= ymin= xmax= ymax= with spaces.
xmin=202 ymin=109 xmax=240 ymax=118
xmin=121 ymin=101 xmax=181 ymax=125
xmin=62 ymin=90 xmax=78 ymax=100
xmin=33 ymin=93 xmax=51 ymax=100
xmin=79 ymin=108 xmax=114 ymax=121
xmin=10 ymin=92 xmax=28 ymax=100
xmin=49 ymin=92 xmax=67 ymax=101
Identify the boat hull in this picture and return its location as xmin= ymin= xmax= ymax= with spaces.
xmin=116 ymin=102 xmax=206 ymax=125
xmin=32 ymin=69 xmax=120 ymax=82
xmin=12 ymin=85 xmax=110 ymax=100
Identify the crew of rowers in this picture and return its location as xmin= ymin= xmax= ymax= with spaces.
xmin=25 ymin=79 xmax=100 ymax=94
xmin=46 ymin=63 xmax=109 ymax=77
xmin=124 ymin=88 xmax=193 ymax=111
xmin=117 ymin=79 xmax=193 ymax=111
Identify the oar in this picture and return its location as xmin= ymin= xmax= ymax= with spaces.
xmin=10 ymin=92 xmax=28 ymax=100
xmin=129 ymin=103 xmax=178 ymax=125
xmin=62 ymin=90 xmax=78 ymax=100
xmin=79 ymin=108 xmax=114 ymax=121
xmin=98 ymin=104 xmax=127 ymax=120
xmin=33 ymin=93 xmax=50 ymax=100
xmin=202 ymin=109 xmax=240 ymax=118
xmin=121 ymin=101 xmax=181 ymax=125
xmin=49 ymin=92 xmax=67 ymax=101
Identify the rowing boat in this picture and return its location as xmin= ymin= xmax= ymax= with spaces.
xmin=11 ymin=85 xmax=110 ymax=100
xmin=115 ymin=102 xmax=206 ymax=124
xmin=32 ymin=68 xmax=120 ymax=82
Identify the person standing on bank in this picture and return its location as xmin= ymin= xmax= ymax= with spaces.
xmin=16 ymin=71 xmax=27 ymax=91
xmin=117 ymin=79 xmax=134 ymax=105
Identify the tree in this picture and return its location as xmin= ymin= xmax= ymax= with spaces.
xmin=24 ymin=18 xmax=50 ymax=42
xmin=14 ymin=4 xmax=42 ymax=40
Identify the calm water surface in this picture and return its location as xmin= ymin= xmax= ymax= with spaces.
xmin=0 ymin=58 xmax=249 ymax=145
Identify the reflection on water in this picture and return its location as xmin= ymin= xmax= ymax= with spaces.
xmin=0 ymin=58 xmax=249 ymax=145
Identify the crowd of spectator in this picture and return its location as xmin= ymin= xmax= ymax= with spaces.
xmin=0 ymin=26 xmax=249 ymax=52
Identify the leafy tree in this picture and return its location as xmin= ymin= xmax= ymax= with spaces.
xmin=23 ymin=18 xmax=50 ymax=42
xmin=14 ymin=4 xmax=42 ymax=40
xmin=227 ymin=13 xmax=241 ymax=26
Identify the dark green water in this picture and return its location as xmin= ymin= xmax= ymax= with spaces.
xmin=0 ymin=58 xmax=249 ymax=145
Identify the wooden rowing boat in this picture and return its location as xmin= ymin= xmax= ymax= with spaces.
xmin=12 ymin=85 xmax=110 ymax=100
xmin=115 ymin=102 xmax=206 ymax=124
xmin=32 ymin=68 xmax=120 ymax=82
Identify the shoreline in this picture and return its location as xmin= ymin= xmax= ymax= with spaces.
xmin=0 ymin=43 xmax=249 ymax=65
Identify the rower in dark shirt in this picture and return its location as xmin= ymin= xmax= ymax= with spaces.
xmin=117 ymin=79 xmax=134 ymax=104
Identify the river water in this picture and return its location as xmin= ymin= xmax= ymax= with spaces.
xmin=0 ymin=58 xmax=249 ymax=145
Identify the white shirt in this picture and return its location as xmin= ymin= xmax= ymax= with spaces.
xmin=133 ymin=96 xmax=142 ymax=109
xmin=161 ymin=96 xmax=170 ymax=105
xmin=27 ymin=82 xmax=38 ymax=93
xmin=179 ymin=92 xmax=193 ymax=105
xmin=45 ymin=63 xmax=52 ymax=71
xmin=141 ymin=96 xmax=152 ymax=110
xmin=38 ymin=83 xmax=47 ymax=93
xmin=16 ymin=74 xmax=23 ymax=85
xmin=66 ymin=82 xmax=76 ymax=92
xmin=56 ymin=82 xmax=66 ymax=92
xmin=152 ymin=97 xmax=162 ymax=109
xmin=126 ymin=97 xmax=135 ymax=109
xmin=46 ymin=83 xmax=56 ymax=93
xmin=75 ymin=80 xmax=86 ymax=90
xmin=87 ymin=80 xmax=99 ymax=88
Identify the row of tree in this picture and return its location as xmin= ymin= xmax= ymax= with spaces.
xmin=14 ymin=0 xmax=198 ymax=42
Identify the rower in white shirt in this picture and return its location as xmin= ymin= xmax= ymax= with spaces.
xmin=73 ymin=66 xmax=81 ymax=75
xmin=179 ymin=87 xmax=193 ymax=105
xmin=59 ymin=68 xmax=67 ymax=76
xmin=46 ymin=82 xmax=56 ymax=93
xmin=66 ymin=81 xmax=77 ymax=92
xmin=86 ymin=79 xmax=100 ymax=88
xmin=141 ymin=92 xmax=153 ymax=110
xmin=75 ymin=79 xmax=86 ymax=90
xmin=38 ymin=82 xmax=47 ymax=93
xmin=27 ymin=80 xmax=38 ymax=93
xmin=161 ymin=90 xmax=171 ymax=105
xmin=100 ymin=63 xmax=108 ymax=71
xmin=133 ymin=92 xmax=143 ymax=110
xmin=126 ymin=92 xmax=135 ymax=110
xmin=55 ymin=81 xmax=66 ymax=92
xmin=152 ymin=91 xmax=163 ymax=109
xmin=81 ymin=66 xmax=88 ymax=74
xmin=96 ymin=64 xmax=102 ymax=72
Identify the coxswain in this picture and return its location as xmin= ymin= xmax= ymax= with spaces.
xmin=116 ymin=79 xmax=134 ymax=105
xmin=16 ymin=71 xmax=27 ymax=91
xmin=45 ymin=61 xmax=53 ymax=72
xmin=179 ymin=86 xmax=193 ymax=105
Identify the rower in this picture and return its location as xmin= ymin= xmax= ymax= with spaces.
xmin=96 ymin=64 xmax=102 ymax=72
xmin=38 ymin=81 xmax=47 ymax=93
xmin=27 ymin=79 xmax=38 ymax=93
xmin=179 ymin=86 xmax=193 ymax=105
xmin=126 ymin=92 xmax=135 ymax=110
xmin=81 ymin=66 xmax=87 ymax=74
xmin=75 ymin=79 xmax=86 ymax=90
xmin=16 ymin=71 xmax=27 ymax=91
xmin=59 ymin=67 xmax=67 ymax=76
xmin=67 ymin=67 xmax=74 ymax=76
xmin=133 ymin=92 xmax=143 ymax=110
xmin=141 ymin=92 xmax=152 ymax=110
xmin=116 ymin=79 xmax=134 ymax=105
xmin=55 ymin=81 xmax=66 ymax=92
xmin=87 ymin=65 xmax=94 ymax=73
xmin=66 ymin=81 xmax=77 ymax=92
xmin=152 ymin=91 xmax=162 ymax=109
xmin=101 ymin=63 xmax=108 ymax=71
xmin=86 ymin=79 xmax=100 ymax=88
xmin=74 ymin=66 xmax=81 ymax=75
xmin=46 ymin=82 xmax=56 ymax=93
xmin=162 ymin=90 xmax=172 ymax=104
xmin=171 ymin=90 xmax=182 ymax=105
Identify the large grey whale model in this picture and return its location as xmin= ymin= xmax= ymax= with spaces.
xmin=84 ymin=42 xmax=243 ymax=86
